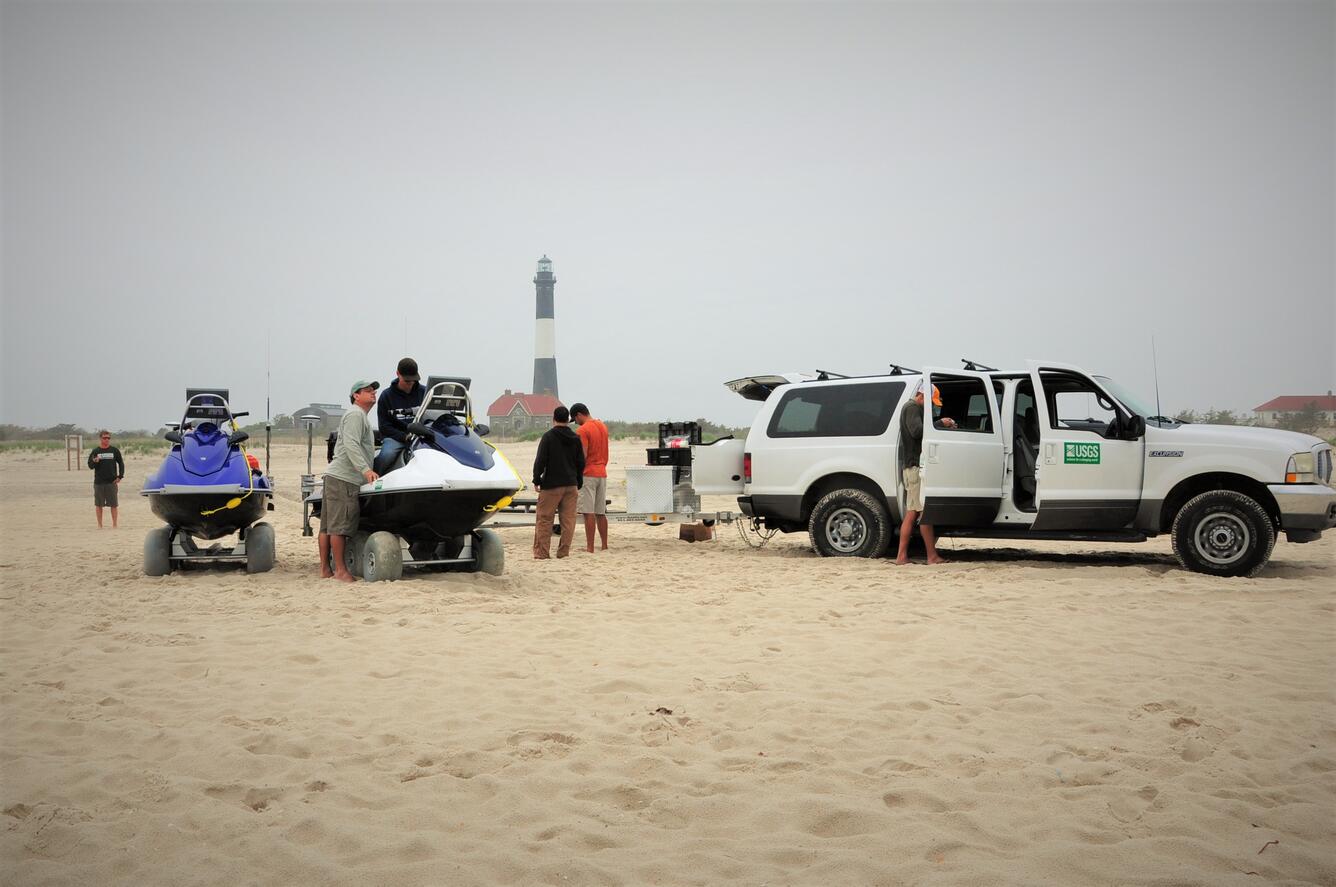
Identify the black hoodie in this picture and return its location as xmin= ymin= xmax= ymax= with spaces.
xmin=533 ymin=424 xmax=585 ymax=490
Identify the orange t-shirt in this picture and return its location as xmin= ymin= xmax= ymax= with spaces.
xmin=576 ymin=418 xmax=609 ymax=478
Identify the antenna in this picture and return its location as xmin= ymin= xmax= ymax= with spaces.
xmin=1151 ymin=335 xmax=1163 ymax=425
xmin=265 ymin=334 xmax=272 ymax=477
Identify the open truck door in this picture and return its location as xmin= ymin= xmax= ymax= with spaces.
xmin=919 ymin=368 xmax=1005 ymax=526
xmin=1027 ymin=360 xmax=1144 ymax=530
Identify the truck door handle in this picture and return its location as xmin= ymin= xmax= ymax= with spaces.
xmin=928 ymin=442 xmax=939 ymax=463
xmin=1044 ymin=443 xmax=1055 ymax=464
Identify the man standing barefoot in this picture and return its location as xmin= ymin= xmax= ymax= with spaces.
xmin=319 ymin=380 xmax=380 ymax=581
xmin=895 ymin=381 xmax=955 ymax=565
xmin=571 ymin=402 xmax=609 ymax=552
xmin=88 ymin=430 xmax=125 ymax=528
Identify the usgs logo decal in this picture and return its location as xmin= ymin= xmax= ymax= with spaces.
xmin=1064 ymin=442 xmax=1101 ymax=464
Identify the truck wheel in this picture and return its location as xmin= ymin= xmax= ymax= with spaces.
xmin=1171 ymin=490 xmax=1275 ymax=577
xmin=472 ymin=528 xmax=504 ymax=576
xmin=362 ymin=531 xmax=403 ymax=581
xmin=809 ymin=488 xmax=891 ymax=558
xmin=144 ymin=526 xmax=173 ymax=576
xmin=245 ymin=522 xmax=276 ymax=574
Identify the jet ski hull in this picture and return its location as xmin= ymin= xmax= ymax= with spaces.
xmin=354 ymin=486 xmax=514 ymax=542
xmin=146 ymin=490 xmax=268 ymax=540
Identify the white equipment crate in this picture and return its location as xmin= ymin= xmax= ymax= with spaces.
xmin=625 ymin=465 xmax=676 ymax=514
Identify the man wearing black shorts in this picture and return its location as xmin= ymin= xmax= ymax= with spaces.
xmin=87 ymin=430 xmax=125 ymax=528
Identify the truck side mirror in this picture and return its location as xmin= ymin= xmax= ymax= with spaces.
xmin=1124 ymin=415 xmax=1145 ymax=440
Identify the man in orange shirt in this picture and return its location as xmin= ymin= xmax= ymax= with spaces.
xmin=571 ymin=402 xmax=610 ymax=552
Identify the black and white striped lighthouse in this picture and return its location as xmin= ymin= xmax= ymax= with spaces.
xmin=532 ymin=254 xmax=558 ymax=397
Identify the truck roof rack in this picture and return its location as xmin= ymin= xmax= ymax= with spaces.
xmin=814 ymin=370 xmax=849 ymax=380
xmin=961 ymin=359 xmax=998 ymax=372
xmin=888 ymin=364 xmax=919 ymax=375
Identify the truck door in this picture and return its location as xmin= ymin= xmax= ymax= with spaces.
xmin=920 ymin=368 xmax=1005 ymax=526
xmin=1027 ymin=360 xmax=1144 ymax=530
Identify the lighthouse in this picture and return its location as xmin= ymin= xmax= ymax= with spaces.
xmin=532 ymin=254 xmax=558 ymax=398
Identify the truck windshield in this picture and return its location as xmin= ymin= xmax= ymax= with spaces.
xmin=1094 ymin=375 xmax=1154 ymax=418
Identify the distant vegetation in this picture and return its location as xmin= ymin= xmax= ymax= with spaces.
xmin=1172 ymin=409 xmax=1253 ymax=426
xmin=0 ymin=424 xmax=170 ymax=456
xmin=1174 ymin=404 xmax=1333 ymax=439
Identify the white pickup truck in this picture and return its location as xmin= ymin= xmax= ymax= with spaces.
xmin=689 ymin=361 xmax=1336 ymax=576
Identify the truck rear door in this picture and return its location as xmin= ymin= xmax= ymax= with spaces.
xmin=920 ymin=368 xmax=1005 ymax=526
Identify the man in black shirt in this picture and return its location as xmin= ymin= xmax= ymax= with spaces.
xmin=895 ymin=381 xmax=956 ymax=565
xmin=532 ymin=406 xmax=585 ymax=559
xmin=87 ymin=430 xmax=125 ymax=528
xmin=374 ymin=357 xmax=426 ymax=474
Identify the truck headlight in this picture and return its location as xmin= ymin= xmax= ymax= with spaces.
xmin=1285 ymin=452 xmax=1315 ymax=484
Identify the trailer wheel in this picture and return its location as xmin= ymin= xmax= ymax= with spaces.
xmin=144 ymin=526 xmax=173 ymax=576
xmin=362 ymin=531 xmax=403 ymax=581
xmin=1171 ymin=490 xmax=1275 ymax=577
xmin=472 ymin=528 xmax=504 ymax=576
xmin=809 ymin=488 xmax=891 ymax=558
xmin=342 ymin=530 xmax=369 ymax=576
xmin=245 ymin=522 xmax=275 ymax=574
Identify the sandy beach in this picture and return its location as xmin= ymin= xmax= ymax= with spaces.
xmin=1 ymin=439 xmax=1333 ymax=886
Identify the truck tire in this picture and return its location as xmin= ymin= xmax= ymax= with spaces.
xmin=144 ymin=526 xmax=173 ymax=576
xmin=362 ymin=531 xmax=403 ymax=582
xmin=245 ymin=522 xmax=275 ymax=574
xmin=809 ymin=488 xmax=891 ymax=558
xmin=1171 ymin=490 xmax=1275 ymax=577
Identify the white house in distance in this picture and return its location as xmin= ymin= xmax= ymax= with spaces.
xmin=1252 ymin=392 xmax=1336 ymax=426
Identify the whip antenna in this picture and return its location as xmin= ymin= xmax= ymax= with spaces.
xmin=1151 ymin=335 xmax=1163 ymax=425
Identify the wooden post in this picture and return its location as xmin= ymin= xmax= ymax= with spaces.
xmin=66 ymin=434 xmax=83 ymax=470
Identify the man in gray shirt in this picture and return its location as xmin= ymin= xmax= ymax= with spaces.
xmin=319 ymin=379 xmax=380 ymax=581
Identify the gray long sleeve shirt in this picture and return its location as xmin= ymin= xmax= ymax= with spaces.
xmin=325 ymin=407 xmax=376 ymax=486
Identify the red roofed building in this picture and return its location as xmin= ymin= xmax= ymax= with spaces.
xmin=1253 ymin=393 xmax=1336 ymax=426
xmin=486 ymin=390 xmax=564 ymax=437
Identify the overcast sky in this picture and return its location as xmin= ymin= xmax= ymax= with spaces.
xmin=2 ymin=1 xmax=1332 ymax=432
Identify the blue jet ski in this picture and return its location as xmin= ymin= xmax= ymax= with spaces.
xmin=141 ymin=389 xmax=275 ymax=575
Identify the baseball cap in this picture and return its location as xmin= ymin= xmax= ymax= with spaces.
xmin=350 ymin=379 xmax=381 ymax=395
xmin=913 ymin=380 xmax=944 ymax=407
xmin=396 ymin=357 xmax=419 ymax=381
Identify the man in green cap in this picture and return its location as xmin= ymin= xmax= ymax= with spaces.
xmin=319 ymin=378 xmax=380 ymax=581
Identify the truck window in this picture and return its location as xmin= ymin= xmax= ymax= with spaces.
xmin=766 ymin=381 xmax=905 ymax=438
xmin=935 ymin=377 xmax=993 ymax=433
xmin=1042 ymin=373 xmax=1124 ymax=439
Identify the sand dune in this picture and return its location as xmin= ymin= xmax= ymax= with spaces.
xmin=1 ymin=441 xmax=1333 ymax=885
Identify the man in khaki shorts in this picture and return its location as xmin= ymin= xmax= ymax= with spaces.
xmin=895 ymin=380 xmax=956 ymax=565
xmin=571 ymin=402 xmax=610 ymax=552
xmin=319 ymin=379 xmax=380 ymax=581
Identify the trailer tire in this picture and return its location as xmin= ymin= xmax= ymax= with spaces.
xmin=809 ymin=488 xmax=891 ymax=558
xmin=1171 ymin=490 xmax=1275 ymax=577
xmin=245 ymin=522 xmax=275 ymax=574
xmin=144 ymin=526 xmax=173 ymax=576
xmin=341 ymin=530 xmax=369 ymax=576
xmin=472 ymin=529 xmax=504 ymax=576
xmin=362 ymin=531 xmax=403 ymax=581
